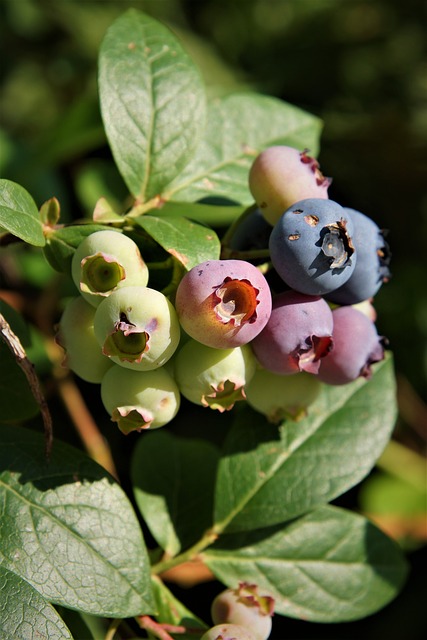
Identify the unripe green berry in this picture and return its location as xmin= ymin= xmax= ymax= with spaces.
xmin=94 ymin=286 xmax=180 ymax=371
xmin=211 ymin=583 xmax=274 ymax=640
xmin=100 ymin=364 xmax=180 ymax=433
xmin=245 ymin=369 xmax=321 ymax=422
xmin=56 ymin=296 xmax=113 ymax=383
xmin=71 ymin=230 xmax=149 ymax=307
xmin=173 ymin=339 xmax=256 ymax=411
xmin=200 ymin=624 xmax=257 ymax=640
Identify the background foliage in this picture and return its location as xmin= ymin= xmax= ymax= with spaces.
xmin=0 ymin=1 xmax=426 ymax=638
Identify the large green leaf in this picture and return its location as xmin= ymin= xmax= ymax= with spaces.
xmin=134 ymin=215 xmax=220 ymax=270
xmin=0 ymin=425 xmax=154 ymax=617
xmin=99 ymin=9 xmax=206 ymax=200
xmin=0 ymin=566 xmax=72 ymax=640
xmin=155 ymin=201 xmax=246 ymax=227
xmin=0 ymin=179 xmax=44 ymax=246
xmin=131 ymin=431 xmax=220 ymax=556
xmin=163 ymin=92 xmax=322 ymax=204
xmin=214 ymin=356 xmax=397 ymax=532
xmin=204 ymin=505 xmax=408 ymax=622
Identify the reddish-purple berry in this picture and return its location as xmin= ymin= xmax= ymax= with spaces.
xmin=251 ymin=290 xmax=333 ymax=375
xmin=175 ymin=260 xmax=272 ymax=349
xmin=317 ymin=306 xmax=386 ymax=385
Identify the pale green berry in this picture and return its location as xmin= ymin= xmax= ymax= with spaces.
xmin=56 ymin=296 xmax=113 ymax=383
xmin=100 ymin=364 xmax=180 ymax=434
xmin=200 ymin=624 xmax=257 ymax=640
xmin=94 ymin=286 xmax=180 ymax=371
xmin=245 ymin=369 xmax=321 ymax=422
xmin=211 ymin=583 xmax=274 ymax=640
xmin=173 ymin=339 xmax=256 ymax=412
xmin=71 ymin=230 xmax=149 ymax=307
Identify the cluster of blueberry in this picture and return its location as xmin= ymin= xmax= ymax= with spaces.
xmin=56 ymin=145 xmax=390 ymax=434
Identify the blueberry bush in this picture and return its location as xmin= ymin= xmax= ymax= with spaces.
xmin=0 ymin=7 xmax=418 ymax=639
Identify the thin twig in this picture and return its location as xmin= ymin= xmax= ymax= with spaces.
xmin=0 ymin=312 xmax=53 ymax=459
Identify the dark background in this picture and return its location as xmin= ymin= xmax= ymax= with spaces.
xmin=1 ymin=1 xmax=426 ymax=638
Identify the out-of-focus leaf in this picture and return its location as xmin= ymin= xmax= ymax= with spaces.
xmin=0 ymin=179 xmax=44 ymax=246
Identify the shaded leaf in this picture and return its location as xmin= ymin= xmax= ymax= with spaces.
xmin=0 ymin=425 xmax=154 ymax=617
xmin=214 ymin=356 xmax=397 ymax=532
xmin=134 ymin=215 xmax=220 ymax=270
xmin=0 ymin=179 xmax=44 ymax=246
xmin=151 ymin=575 xmax=208 ymax=634
xmin=164 ymin=92 xmax=322 ymax=204
xmin=0 ymin=566 xmax=72 ymax=640
xmin=205 ymin=505 xmax=409 ymax=622
xmin=99 ymin=9 xmax=206 ymax=200
xmin=131 ymin=431 xmax=220 ymax=556
xmin=155 ymin=201 xmax=245 ymax=227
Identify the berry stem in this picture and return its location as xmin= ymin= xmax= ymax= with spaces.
xmin=151 ymin=528 xmax=219 ymax=576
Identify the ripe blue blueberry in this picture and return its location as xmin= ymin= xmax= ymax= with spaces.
xmin=269 ymin=198 xmax=356 ymax=295
xmin=325 ymin=207 xmax=391 ymax=304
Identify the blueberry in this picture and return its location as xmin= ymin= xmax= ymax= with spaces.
xmin=317 ymin=306 xmax=386 ymax=385
xmin=325 ymin=208 xmax=391 ymax=304
xmin=175 ymin=259 xmax=272 ymax=349
xmin=211 ymin=583 xmax=274 ymax=640
xmin=228 ymin=208 xmax=272 ymax=253
xmin=248 ymin=146 xmax=331 ymax=226
xmin=200 ymin=624 xmax=257 ymax=640
xmin=269 ymin=198 xmax=356 ymax=295
xmin=251 ymin=290 xmax=333 ymax=375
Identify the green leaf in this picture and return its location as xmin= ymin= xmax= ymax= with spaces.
xmin=131 ymin=431 xmax=220 ymax=556
xmin=204 ymin=505 xmax=409 ymax=622
xmin=43 ymin=223 xmax=111 ymax=272
xmin=0 ymin=179 xmax=45 ymax=246
xmin=163 ymin=92 xmax=322 ymax=204
xmin=134 ymin=215 xmax=220 ymax=270
xmin=99 ymin=9 xmax=206 ymax=200
xmin=155 ymin=201 xmax=246 ymax=227
xmin=151 ymin=575 xmax=208 ymax=634
xmin=214 ymin=355 xmax=397 ymax=533
xmin=0 ymin=566 xmax=72 ymax=640
xmin=0 ymin=425 xmax=154 ymax=617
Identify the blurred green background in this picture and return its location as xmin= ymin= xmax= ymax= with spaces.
xmin=1 ymin=1 xmax=426 ymax=638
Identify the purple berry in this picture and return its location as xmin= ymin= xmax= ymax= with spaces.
xmin=251 ymin=290 xmax=333 ymax=375
xmin=211 ymin=583 xmax=274 ymax=640
xmin=175 ymin=260 xmax=272 ymax=349
xmin=248 ymin=146 xmax=331 ymax=225
xmin=317 ymin=306 xmax=386 ymax=385
xmin=269 ymin=198 xmax=356 ymax=295
xmin=326 ymin=207 xmax=391 ymax=304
